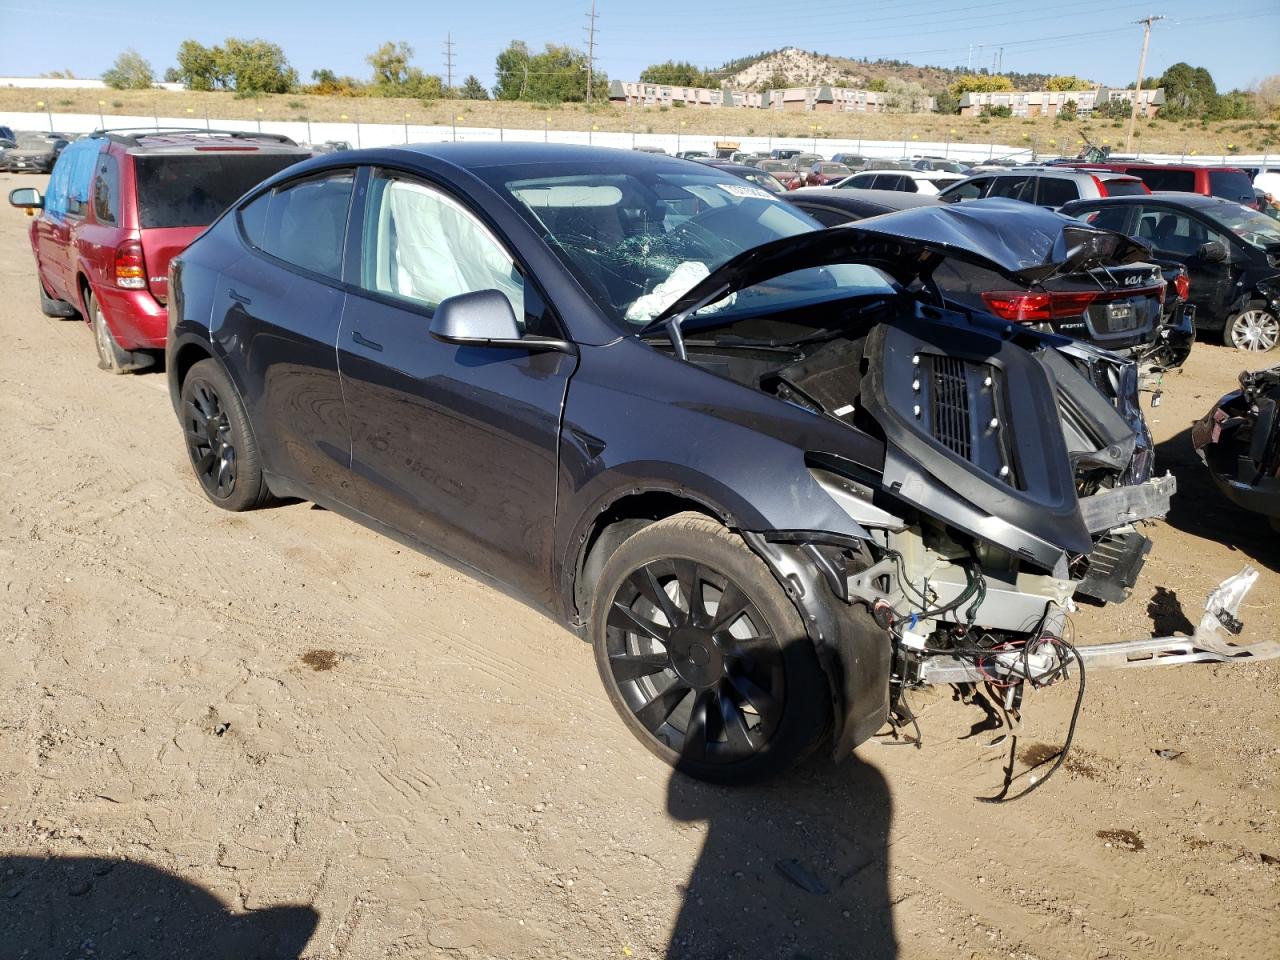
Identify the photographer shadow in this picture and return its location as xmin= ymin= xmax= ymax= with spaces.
xmin=0 ymin=855 xmax=317 ymax=960
xmin=665 ymin=753 xmax=896 ymax=960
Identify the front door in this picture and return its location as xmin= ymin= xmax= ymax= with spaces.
xmin=1135 ymin=204 xmax=1234 ymax=326
xmin=337 ymin=169 xmax=574 ymax=605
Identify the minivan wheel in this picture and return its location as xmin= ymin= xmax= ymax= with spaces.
xmin=88 ymin=291 xmax=152 ymax=373
xmin=180 ymin=359 xmax=272 ymax=512
xmin=590 ymin=514 xmax=830 ymax=785
xmin=1226 ymin=302 xmax=1280 ymax=352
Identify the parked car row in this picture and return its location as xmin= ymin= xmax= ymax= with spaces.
xmin=9 ymin=141 xmax=1269 ymax=786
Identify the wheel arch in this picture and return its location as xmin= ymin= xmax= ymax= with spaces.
xmin=570 ymin=488 xmax=731 ymax=627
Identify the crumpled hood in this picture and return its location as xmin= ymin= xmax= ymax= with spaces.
xmin=646 ymin=198 xmax=1153 ymax=330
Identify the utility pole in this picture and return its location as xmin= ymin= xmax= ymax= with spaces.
xmin=1126 ymin=15 xmax=1163 ymax=154
xmin=584 ymin=0 xmax=598 ymax=104
xmin=443 ymin=32 xmax=455 ymax=94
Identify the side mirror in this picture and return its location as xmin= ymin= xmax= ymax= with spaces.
xmin=9 ymin=187 xmax=43 ymax=210
xmin=1198 ymin=240 xmax=1228 ymax=263
xmin=429 ymin=289 xmax=522 ymax=345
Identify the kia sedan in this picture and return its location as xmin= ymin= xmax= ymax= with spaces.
xmin=167 ymin=144 xmax=1176 ymax=784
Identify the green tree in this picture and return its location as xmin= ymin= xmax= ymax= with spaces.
xmin=866 ymin=78 xmax=888 ymax=93
xmin=882 ymin=77 xmax=927 ymax=114
xmin=639 ymin=60 xmax=711 ymax=87
xmin=1058 ymin=99 xmax=1078 ymax=121
xmin=364 ymin=41 xmax=441 ymax=98
xmin=492 ymin=40 xmax=605 ymax=103
xmin=460 ymin=75 xmax=489 ymax=100
xmin=493 ymin=41 xmax=530 ymax=100
xmin=174 ymin=39 xmax=224 ymax=91
xmin=1158 ymin=62 xmax=1218 ymax=119
xmin=1210 ymin=90 xmax=1256 ymax=121
xmin=218 ymin=38 xmax=297 ymax=93
xmin=764 ymin=68 xmax=790 ymax=90
xmin=985 ymin=104 xmax=1013 ymax=118
xmin=102 ymin=49 xmax=155 ymax=89
xmin=1094 ymin=98 xmax=1131 ymax=120
xmin=1046 ymin=75 xmax=1089 ymax=91
xmin=932 ymin=88 xmax=960 ymax=114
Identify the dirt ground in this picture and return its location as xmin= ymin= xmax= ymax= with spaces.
xmin=0 ymin=170 xmax=1277 ymax=960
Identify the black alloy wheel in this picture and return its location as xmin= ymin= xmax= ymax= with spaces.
xmin=184 ymin=379 xmax=238 ymax=500
xmin=179 ymin=359 xmax=272 ymax=512
xmin=606 ymin=557 xmax=787 ymax=764
xmin=592 ymin=515 xmax=829 ymax=784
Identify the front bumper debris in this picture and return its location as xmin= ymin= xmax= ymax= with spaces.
xmin=917 ymin=565 xmax=1276 ymax=685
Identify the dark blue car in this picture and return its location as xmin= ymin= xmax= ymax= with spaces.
xmin=166 ymin=144 xmax=1175 ymax=783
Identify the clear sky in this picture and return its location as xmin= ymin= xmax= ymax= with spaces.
xmin=1 ymin=0 xmax=1276 ymax=92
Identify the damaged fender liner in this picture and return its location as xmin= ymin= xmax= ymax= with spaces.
xmin=742 ymin=532 xmax=890 ymax=758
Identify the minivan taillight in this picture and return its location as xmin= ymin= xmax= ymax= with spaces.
xmin=1175 ymin=273 xmax=1190 ymax=301
xmin=114 ymin=240 xmax=146 ymax=290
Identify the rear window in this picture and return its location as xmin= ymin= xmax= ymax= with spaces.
xmin=1133 ymin=168 xmax=1195 ymax=192
xmin=134 ymin=152 xmax=305 ymax=229
xmin=1208 ymin=170 xmax=1255 ymax=204
xmin=1101 ymin=178 xmax=1147 ymax=197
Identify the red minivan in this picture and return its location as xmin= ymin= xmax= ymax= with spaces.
xmin=9 ymin=129 xmax=309 ymax=372
xmin=1074 ymin=162 xmax=1257 ymax=209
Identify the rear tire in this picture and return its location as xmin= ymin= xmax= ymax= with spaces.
xmin=1224 ymin=301 xmax=1279 ymax=353
xmin=37 ymin=275 xmax=76 ymax=318
xmin=590 ymin=513 xmax=830 ymax=785
xmin=180 ymin=359 xmax=273 ymax=512
xmin=88 ymin=290 xmax=152 ymax=373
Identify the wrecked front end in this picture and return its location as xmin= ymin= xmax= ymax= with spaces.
xmin=652 ymin=203 xmax=1271 ymax=772
xmin=1193 ymin=364 xmax=1280 ymax=528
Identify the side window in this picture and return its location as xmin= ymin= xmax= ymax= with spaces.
xmin=988 ymin=176 xmax=1031 ymax=200
xmin=945 ymin=177 xmax=989 ymax=202
xmin=92 ymin=153 xmax=119 ymax=225
xmin=1137 ymin=169 xmax=1195 ymax=192
xmin=1035 ymin=177 xmax=1079 ymax=208
xmin=1078 ymin=206 xmax=1131 ymax=232
xmin=360 ymin=171 xmax=541 ymax=333
xmin=245 ymin=170 xmax=355 ymax=281
xmin=900 ymin=177 xmax=918 ymax=193
xmin=804 ymin=205 xmax=853 ymax=227
xmin=1136 ymin=208 xmax=1221 ymax=257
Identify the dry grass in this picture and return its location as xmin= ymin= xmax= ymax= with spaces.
xmin=3 ymin=87 xmax=1273 ymax=156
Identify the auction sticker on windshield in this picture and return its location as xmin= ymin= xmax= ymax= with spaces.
xmin=717 ymin=182 xmax=776 ymax=201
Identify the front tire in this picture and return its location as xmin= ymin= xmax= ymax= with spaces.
xmin=590 ymin=514 xmax=830 ymax=785
xmin=1225 ymin=301 xmax=1280 ymax=353
xmin=180 ymin=359 xmax=272 ymax=512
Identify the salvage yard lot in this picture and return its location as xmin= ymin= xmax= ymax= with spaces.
xmin=0 ymin=170 xmax=1277 ymax=959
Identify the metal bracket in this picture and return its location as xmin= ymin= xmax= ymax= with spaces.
xmin=917 ymin=565 xmax=1276 ymax=685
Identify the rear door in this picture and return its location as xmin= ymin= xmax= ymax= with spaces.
xmin=132 ymin=149 xmax=307 ymax=305
xmin=1134 ymin=203 xmax=1233 ymax=323
xmin=1032 ymin=176 xmax=1080 ymax=209
xmin=337 ymin=168 xmax=574 ymax=605
xmin=212 ymin=168 xmax=357 ymax=504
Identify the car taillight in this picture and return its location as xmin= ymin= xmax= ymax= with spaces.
xmin=114 ymin=240 xmax=146 ymax=290
xmin=1175 ymin=273 xmax=1190 ymax=301
xmin=982 ymin=290 xmax=1100 ymax=322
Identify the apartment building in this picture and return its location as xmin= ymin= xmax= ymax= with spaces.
xmin=608 ymin=80 xmax=935 ymax=113
xmin=957 ymin=87 xmax=1165 ymax=118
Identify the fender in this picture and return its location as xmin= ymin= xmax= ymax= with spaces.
xmin=743 ymin=533 xmax=891 ymax=759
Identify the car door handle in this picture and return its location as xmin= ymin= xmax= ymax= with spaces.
xmin=351 ymin=330 xmax=383 ymax=352
xmin=228 ymin=288 xmax=252 ymax=305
